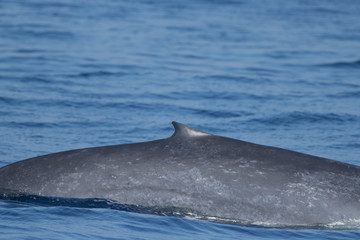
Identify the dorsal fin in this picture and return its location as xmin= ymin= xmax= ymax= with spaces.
xmin=171 ymin=121 xmax=211 ymax=138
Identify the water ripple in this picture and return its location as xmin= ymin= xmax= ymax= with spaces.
xmin=199 ymin=75 xmax=272 ymax=84
xmin=326 ymin=91 xmax=360 ymax=99
xmin=179 ymin=106 xmax=245 ymax=118
xmin=317 ymin=60 xmax=360 ymax=69
xmin=68 ymin=71 xmax=129 ymax=78
xmin=248 ymin=112 xmax=358 ymax=126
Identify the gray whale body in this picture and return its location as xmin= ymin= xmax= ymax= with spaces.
xmin=1 ymin=122 xmax=359 ymax=226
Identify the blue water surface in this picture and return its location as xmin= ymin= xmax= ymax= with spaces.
xmin=1 ymin=0 xmax=360 ymax=239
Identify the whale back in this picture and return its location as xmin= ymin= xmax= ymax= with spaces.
xmin=0 ymin=122 xmax=360 ymax=226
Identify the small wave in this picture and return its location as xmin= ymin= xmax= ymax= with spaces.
xmin=329 ymin=143 xmax=360 ymax=150
xmin=0 ymin=55 xmax=66 ymax=65
xmin=200 ymin=75 xmax=272 ymax=84
xmin=166 ymin=26 xmax=200 ymax=33
xmin=153 ymin=90 xmax=240 ymax=101
xmin=0 ymin=96 xmax=17 ymax=105
xmin=179 ymin=106 xmax=245 ymax=118
xmin=30 ymin=30 xmax=74 ymax=40
xmin=1 ymin=121 xmax=59 ymax=129
xmin=203 ymin=0 xmax=244 ymax=6
xmin=22 ymin=1 xmax=80 ymax=9
xmin=326 ymin=91 xmax=360 ymax=99
xmin=14 ymin=49 xmax=46 ymax=54
xmin=21 ymin=76 xmax=52 ymax=83
xmin=10 ymin=28 xmax=74 ymax=40
xmin=313 ymin=7 xmax=344 ymax=14
xmin=317 ymin=60 xmax=360 ymax=69
xmin=77 ymin=63 xmax=146 ymax=71
xmin=245 ymin=67 xmax=280 ymax=74
xmin=248 ymin=112 xmax=358 ymax=126
xmin=294 ymin=79 xmax=360 ymax=89
xmin=0 ymin=119 xmax=124 ymax=130
xmin=163 ymin=89 xmax=280 ymax=102
xmin=172 ymin=53 xmax=206 ymax=60
xmin=68 ymin=71 xmax=128 ymax=78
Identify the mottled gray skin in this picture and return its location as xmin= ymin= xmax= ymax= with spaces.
xmin=1 ymin=122 xmax=359 ymax=226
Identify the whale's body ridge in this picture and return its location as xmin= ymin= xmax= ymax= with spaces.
xmin=0 ymin=122 xmax=359 ymax=226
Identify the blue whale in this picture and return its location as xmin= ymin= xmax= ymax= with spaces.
xmin=1 ymin=122 xmax=359 ymax=226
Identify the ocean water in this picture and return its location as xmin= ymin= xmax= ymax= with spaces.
xmin=0 ymin=0 xmax=360 ymax=239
